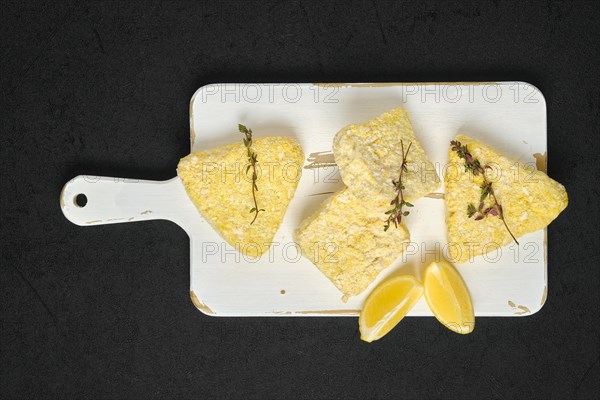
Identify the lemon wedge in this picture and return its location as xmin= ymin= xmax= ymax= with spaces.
xmin=423 ymin=260 xmax=475 ymax=334
xmin=359 ymin=275 xmax=424 ymax=342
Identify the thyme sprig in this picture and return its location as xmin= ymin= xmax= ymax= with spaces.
xmin=384 ymin=140 xmax=414 ymax=231
xmin=450 ymin=140 xmax=519 ymax=245
xmin=239 ymin=124 xmax=264 ymax=224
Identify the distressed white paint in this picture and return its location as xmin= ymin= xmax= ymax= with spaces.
xmin=61 ymin=82 xmax=548 ymax=317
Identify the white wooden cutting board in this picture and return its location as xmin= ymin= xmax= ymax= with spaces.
xmin=60 ymin=82 xmax=548 ymax=317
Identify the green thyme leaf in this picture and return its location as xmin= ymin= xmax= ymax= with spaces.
xmin=467 ymin=203 xmax=477 ymax=218
xmin=240 ymin=124 xmax=263 ymax=225
xmin=451 ymin=140 xmax=519 ymax=245
xmin=383 ymin=140 xmax=413 ymax=231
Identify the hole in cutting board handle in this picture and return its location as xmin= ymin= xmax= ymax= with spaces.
xmin=74 ymin=193 xmax=87 ymax=208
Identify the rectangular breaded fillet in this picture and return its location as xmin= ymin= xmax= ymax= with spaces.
xmin=445 ymin=134 xmax=568 ymax=263
xmin=333 ymin=108 xmax=440 ymax=202
xmin=178 ymin=137 xmax=304 ymax=258
xmin=295 ymin=188 xmax=410 ymax=299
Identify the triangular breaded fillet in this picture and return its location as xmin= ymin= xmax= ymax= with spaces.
xmin=178 ymin=137 xmax=304 ymax=258
xmin=332 ymin=108 xmax=440 ymax=201
xmin=445 ymin=134 xmax=568 ymax=263
xmin=295 ymin=188 xmax=410 ymax=299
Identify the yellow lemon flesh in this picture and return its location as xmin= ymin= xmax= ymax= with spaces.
xmin=359 ymin=275 xmax=424 ymax=342
xmin=424 ymin=260 xmax=475 ymax=334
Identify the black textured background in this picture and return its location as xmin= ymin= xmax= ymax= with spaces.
xmin=1 ymin=1 xmax=599 ymax=399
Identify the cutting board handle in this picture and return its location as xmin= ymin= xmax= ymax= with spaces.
xmin=60 ymin=175 xmax=195 ymax=229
